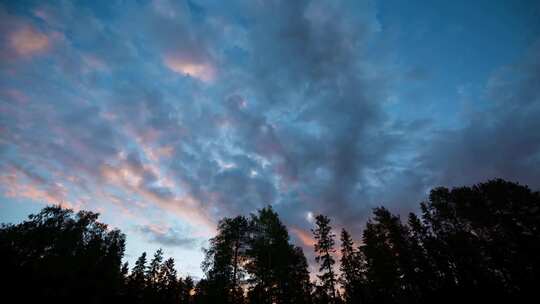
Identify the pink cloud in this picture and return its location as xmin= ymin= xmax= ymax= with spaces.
xmin=0 ymin=167 xmax=77 ymax=209
xmin=9 ymin=26 xmax=50 ymax=57
xmin=100 ymin=160 xmax=216 ymax=236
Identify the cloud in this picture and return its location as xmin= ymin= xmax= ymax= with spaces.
xmin=99 ymin=152 xmax=216 ymax=235
xmin=164 ymin=54 xmax=216 ymax=82
xmin=0 ymin=165 xmax=78 ymax=209
xmin=9 ymin=26 xmax=50 ymax=56
xmin=0 ymin=9 xmax=63 ymax=62
xmin=418 ymin=43 xmax=540 ymax=190
xmin=0 ymin=0 xmax=394 ymax=243
xmin=291 ymin=227 xmax=316 ymax=247
xmin=137 ymin=224 xmax=200 ymax=249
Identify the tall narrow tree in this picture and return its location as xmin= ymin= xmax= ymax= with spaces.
xmin=312 ymin=215 xmax=337 ymax=303
xmin=340 ymin=229 xmax=363 ymax=304
xmin=147 ymin=249 xmax=164 ymax=285
xmin=160 ymin=257 xmax=179 ymax=304
xmin=127 ymin=252 xmax=148 ymax=303
xmin=146 ymin=248 xmax=164 ymax=302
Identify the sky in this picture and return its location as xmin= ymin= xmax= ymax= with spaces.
xmin=1 ymin=0 xmax=539 ymax=278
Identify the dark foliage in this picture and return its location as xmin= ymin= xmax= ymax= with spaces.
xmin=312 ymin=215 xmax=338 ymax=303
xmin=199 ymin=206 xmax=313 ymax=304
xmin=0 ymin=205 xmax=126 ymax=303
xmin=0 ymin=205 xmax=194 ymax=304
xmin=339 ymin=229 xmax=364 ymax=304
xmin=356 ymin=179 xmax=540 ymax=303
xmin=1 ymin=179 xmax=538 ymax=303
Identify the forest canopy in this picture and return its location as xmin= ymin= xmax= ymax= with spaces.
xmin=1 ymin=179 xmax=539 ymax=303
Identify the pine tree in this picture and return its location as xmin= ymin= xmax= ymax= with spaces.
xmin=288 ymin=246 xmax=313 ymax=304
xmin=181 ymin=276 xmax=195 ymax=304
xmin=202 ymin=216 xmax=249 ymax=304
xmin=146 ymin=249 xmax=165 ymax=302
xmin=246 ymin=206 xmax=291 ymax=304
xmin=128 ymin=252 xmax=148 ymax=303
xmin=360 ymin=207 xmax=418 ymax=303
xmin=407 ymin=212 xmax=438 ymax=301
xmin=339 ymin=229 xmax=363 ymax=304
xmin=147 ymin=249 xmax=164 ymax=285
xmin=312 ymin=214 xmax=337 ymax=303
xmin=121 ymin=262 xmax=130 ymax=281
xmin=160 ymin=257 xmax=179 ymax=304
xmin=246 ymin=206 xmax=312 ymax=304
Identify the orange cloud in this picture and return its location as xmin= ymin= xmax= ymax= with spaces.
xmin=164 ymin=55 xmax=216 ymax=83
xmin=9 ymin=26 xmax=50 ymax=57
xmin=291 ymin=227 xmax=316 ymax=247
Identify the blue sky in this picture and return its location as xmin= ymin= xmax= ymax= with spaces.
xmin=1 ymin=0 xmax=539 ymax=278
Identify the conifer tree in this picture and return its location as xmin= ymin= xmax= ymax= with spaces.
xmin=312 ymin=214 xmax=337 ymax=303
xmin=147 ymin=249 xmax=164 ymax=285
xmin=246 ymin=206 xmax=312 ymax=304
xmin=202 ymin=216 xmax=249 ymax=303
xmin=128 ymin=252 xmax=148 ymax=303
xmin=146 ymin=249 xmax=165 ymax=302
xmin=340 ymin=229 xmax=363 ymax=304
xmin=160 ymin=257 xmax=179 ymax=304
xmin=181 ymin=276 xmax=195 ymax=304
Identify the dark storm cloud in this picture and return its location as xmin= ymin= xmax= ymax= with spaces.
xmin=210 ymin=0 xmax=398 ymax=227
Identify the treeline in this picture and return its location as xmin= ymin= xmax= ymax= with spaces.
xmin=1 ymin=179 xmax=539 ymax=303
xmin=0 ymin=205 xmax=194 ymax=304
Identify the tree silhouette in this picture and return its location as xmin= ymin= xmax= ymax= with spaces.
xmin=246 ymin=206 xmax=312 ymax=304
xmin=1 ymin=179 xmax=538 ymax=303
xmin=312 ymin=214 xmax=337 ymax=303
xmin=201 ymin=215 xmax=249 ymax=303
xmin=416 ymin=179 xmax=540 ymax=301
xmin=180 ymin=276 xmax=195 ymax=304
xmin=146 ymin=248 xmax=165 ymax=302
xmin=360 ymin=207 xmax=415 ymax=303
xmin=339 ymin=229 xmax=364 ymax=304
xmin=353 ymin=179 xmax=540 ymax=303
xmin=126 ymin=252 xmax=148 ymax=303
xmin=160 ymin=257 xmax=181 ymax=304
xmin=0 ymin=205 xmax=125 ymax=303
xmin=288 ymin=246 xmax=314 ymax=304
